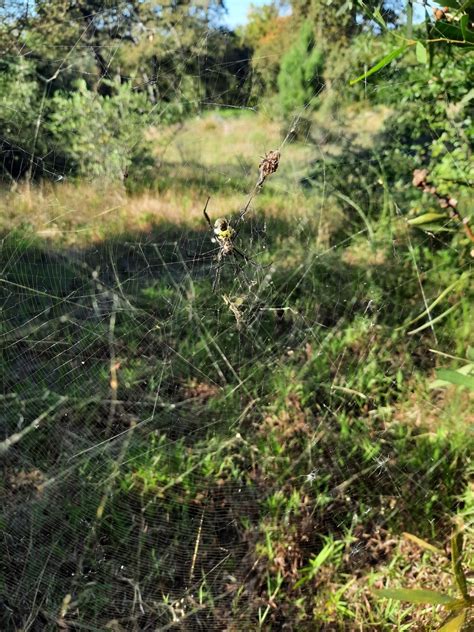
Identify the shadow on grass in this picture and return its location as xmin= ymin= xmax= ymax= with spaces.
xmin=1 ymin=216 xmax=470 ymax=630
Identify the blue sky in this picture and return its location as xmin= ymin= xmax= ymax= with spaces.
xmin=221 ymin=0 xmax=426 ymax=29
xmin=223 ymin=0 xmax=268 ymax=28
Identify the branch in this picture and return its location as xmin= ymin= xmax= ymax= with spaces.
xmin=0 ymin=397 xmax=68 ymax=455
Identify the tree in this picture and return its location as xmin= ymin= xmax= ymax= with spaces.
xmin=239 ymin=2 xmax=293 ymax=97
xmin=291 ymin=0 xmax=401 ymax=45
xmin=277 ymin=20 xmax=324 ymax=116
xmin=24 ymin=0 xmax=225 ymax=93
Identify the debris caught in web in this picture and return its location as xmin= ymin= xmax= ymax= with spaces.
xmin=257 ymin=150 xmax=281 ymax=187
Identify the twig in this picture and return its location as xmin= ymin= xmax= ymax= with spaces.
xmin=0 ymin=397 xmax=67 ymax=455
xmin=189 ymin=509 xmax=205 ymax=582
xmin=107 ymin=292 xmax=119 ymax=431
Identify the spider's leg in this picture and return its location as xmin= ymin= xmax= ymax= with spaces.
xmin=233 ymin=247 xmax=272 ymax=270
xmin=203 ymin=196 xmax=213 ymax=230
xmin=232 ymin=246 xmax=250 ymax=262
xmin=209 ymin=248 xmax=224 ymax=292
xmin=199 ymin=247 xmax=220 ymax=258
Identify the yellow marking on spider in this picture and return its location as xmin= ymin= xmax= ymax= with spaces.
xmin=213 ymin=218 xmax=234 ymax=241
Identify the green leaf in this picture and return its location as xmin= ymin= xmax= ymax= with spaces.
xmin=451 ymin=532 xmax=469 ymax=598
xmin=416 ymin=41 xmax=428 ymax=64
xmin=373 ymin=588 xmax=456 ymax=606
xmin=407 ymin=212 xmax=447 ymax=225
xmin=349 ymin=46 xmax=407 ymax=85
xmin=413 ymin=224 xmax=454 ymax=234
xmin=403 ymin=532 xmax=444 ymax=555
xmin=438 ymin=610 xmax=466 ymax=632
xmin=399 ymin=274 xmax=467 ymax=330
xmin=436 ymin=369 xmax=474 ymax=391
xmin=404 ymin=272 xmax=469 ymax=327
xmin=373 ymin=6 xmax=387 ymax=29
xmin=432 ymin=20 xmax=474 ymax=44
xmin=460 ymin=14 xmax=471 ymax=41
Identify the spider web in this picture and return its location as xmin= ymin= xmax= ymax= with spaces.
xmin=1 ymin=3 xmax=472 ymax=631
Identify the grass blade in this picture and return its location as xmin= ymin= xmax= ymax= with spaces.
xmin=439 ymin=610 xmax=466 ymax=632
xmin=407 ymin=302 xmax=461 ymax=335
xmin=399 ymin=273 xmax=467 ymax=330
xmin=436 ymin=369 xmax=474 ymax=391
xmin=403 ymin=532 xmax=444 ymax=555
xmin=333 ymin=191 xmax=374 ymax=240
xmin=373 ymin=588 xmax=456 ymax=606
xmin=451 ymin=532 xmax=469 ymax=599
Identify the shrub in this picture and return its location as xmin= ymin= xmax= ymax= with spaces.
xmin=45 ymin=80 xmax=152 ymax=180
xmin=0 ymin=57 xmax=43 ymax=181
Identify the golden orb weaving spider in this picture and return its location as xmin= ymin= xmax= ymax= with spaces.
xmin=202 ymin=196 xmax=259 ymax=291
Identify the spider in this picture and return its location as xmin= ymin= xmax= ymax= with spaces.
xmin=202 ymin=196 xmax=258 ymax=291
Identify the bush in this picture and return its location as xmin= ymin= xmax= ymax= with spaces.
xmin=45 ymin=80 xmax=153 ymax=181
xmin=0 ymin=57 xmax=43 ymax=181
xmin=0 ymin=65 xmax=155 ymax=182
xmin=375 ymin=46 xmax=473 ymax=218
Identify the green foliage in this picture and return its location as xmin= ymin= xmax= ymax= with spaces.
xmin=435 ymin=368 xmax=474 ymax=391
xmin=0 ymin=67 xmax=156 ymax=181
xmin=45 ymin=80 xmax=152 ymax=179
xmin=277 ymin=20 xmax=325 ymax=116
xmin=0 ymin=57 xmax=43 ymax=180
xmin=0 ymin=0 xmax=251 ymax=182
xmin=351 ymin=3 xmax=473 ymax=206
xmin=294 ymin=536 xmax=345 ymax=588
xmin=2 ymin=155 xmax=473 ymax=628
xmin=1 ymin=1 xmax=473 ymax=629
xmin=349 ymin=45 xmax=407 ymax=85
xmin=291 ymin=0 xmax=401 ymax=44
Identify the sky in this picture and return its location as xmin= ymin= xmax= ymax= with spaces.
xmin=223 ymin=0 xmax=268 ymax=29
xmin=222 ymin=0 xmax=426 ymax=29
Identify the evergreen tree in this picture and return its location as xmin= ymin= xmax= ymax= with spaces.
xmin=277 ymin=20 xmax=324 ymax=116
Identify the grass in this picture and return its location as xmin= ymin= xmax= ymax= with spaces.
xmin=1 ymin=109 xmax=473 ymax=631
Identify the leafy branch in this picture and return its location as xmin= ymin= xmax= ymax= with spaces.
xmin=350 ymin=0 xmax=474 ymax=85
